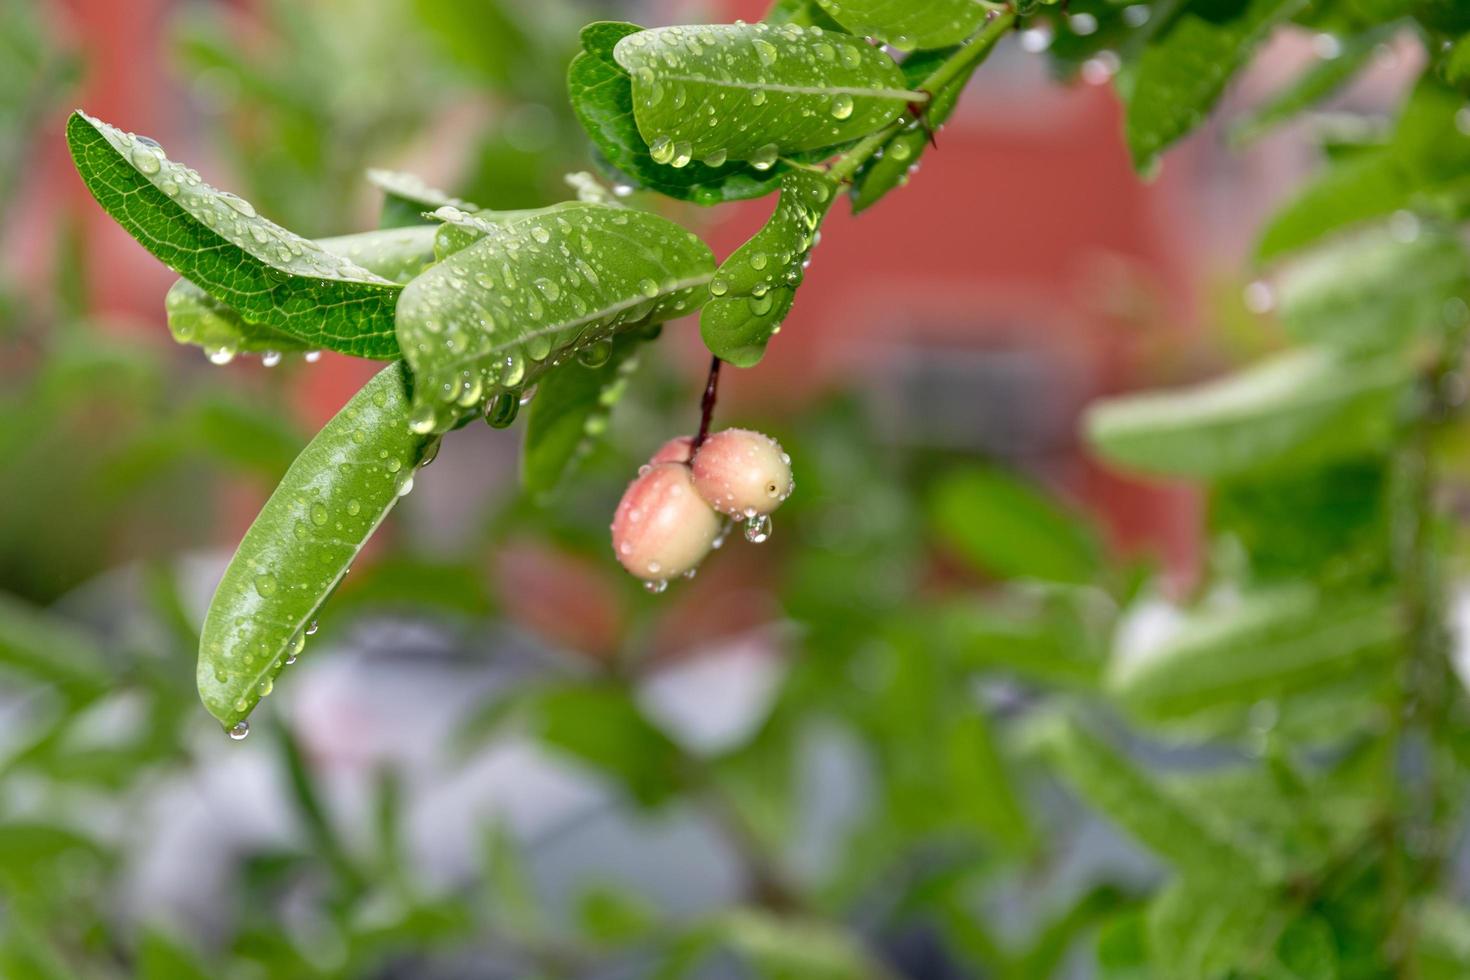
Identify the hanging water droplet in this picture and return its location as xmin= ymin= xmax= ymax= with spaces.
xmin=228 ymin=720 xmax=250 ymax=741
xmin=579 ymin=339 xmax=614 ymax=367
xmin=744 ymin=513 xmax=772 ymax=543
xmin=261 ymin=350 xmax=282 ymax=367
xmin=671 ymin=141 xmax=693 ymax=168
xmin=305 ymin=620 xmax=319 ymax=635
xmin=750 ymin=143 xmax=780 ymax=171
xmin=649 ymin=135 xmax=676 ymax=165
xmin=486 ymin=391 xmax=520 ymax=428
xmin=644 ymin=579 xmax=669 ymax=594
xmin=703 ymin=148 xmax=728 ymax=167
xmin=304 ymin=350 xmax=323 ymax=363
xmin=206 ymin=346 xmax=237 ymax=365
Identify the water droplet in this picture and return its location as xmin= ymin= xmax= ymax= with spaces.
xmin=744 ymin=513 xmax=772 ymax=544
xmin=710 ymin=277 xmax=730 ymax=297
xmin=753 ymin=38 xmax=779 ymax=66
xmin=206 ymin=346 xmax=237 ymax=365
xmin=310 ymin=503 xmax=329 ymax=526
xmin=535 ymin=277 xmax=561 ymax=301
xmin=649 ymin=135 xmax=676 ymax=165
xmin=579 ymin=339 xmax=614 ymax=367
xmin=638 ymin=277 xmax=660 ymax=298
xmin=830 ymin=94 xmax=854 ymax=120
xmin=220 ymin=193 xmax=256 ymax=218
xmin=670 ymin=141 xmax=693 ymax=168
xmin=306 ymin=620 xmax=319 ymax=636
xmin=305 ymin=350 xmax=323 ymax=363
xmin=254 ymin=574 xmax=278 ymax=597
xmin=703 ymin=148 xmax=728 ymax=167
xmin=644 ymin=579 xmax=669 ymax=594
xmin=130 ymin=144 xmax=162 ymax=175
xmin=261 ymin=350 xmax=282 ymax=368
xmin=228 ymin=720 xmax=250 ymax=741
xmin=486 ymin=391 xmax=520 ymax=428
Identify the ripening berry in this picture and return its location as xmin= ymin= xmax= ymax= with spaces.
xmin=649 ymin=435 xmax=695 ymax=466
xmin=611 ymin=462 xmax=721 ymax=582
xmin=690 ymin=428 xmax=794 ymax=517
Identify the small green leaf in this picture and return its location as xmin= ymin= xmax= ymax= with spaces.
xmin=1146 ymin=876 xmax=1288 ymax=980
xmin=66 ymin=111 xmax=402 ymax=358
xmin=1036 ymin=712 xmax=1285 ymax=882
xmin=614 ymin=22 xmax=920 ymax=166
xmin=396 ymin=202 xmax=713 ymax=434
xmin=813 ymin=0 xmax=989 ymax=49
xmin=366 ymin=167 xmax=475 ymax=229
xmin=521 ymin=334 xmax=643 ymax=498
xmin=1275 ymin=224 xmax=1470 ymax=353
xmin=700 ymin=170 xmax=836 ymax=367
xmin=763 ymin=0 xmax=848 ymax=30
xmin=851 ymin=42 xmax=986 ymax=214
xmin=1084 ymin=348 xmax=1407 ymax=479
xmin=164 ymin=226 xmax=438 ymax=360
xmin=532 ymin=684 xmax=683 ymax=808
xmin=567 ymin=22 xmax=787 ymax=205
xmin=1125 ymin=0 xmax=1307 ymax=171
xmin=1230 ymin=22 xmax=1399 ymax=146
xmin=197 ymin=363 xmax=433 ymax=730
xmin=927 ymin=466 xmax=1102 ymax=584
xmin=1258 ymin=74 xmax=1470 ymax=259
xmin=1106 ymin=588 xmax=1402 ymax=726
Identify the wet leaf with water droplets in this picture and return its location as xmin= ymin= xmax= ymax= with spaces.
xmin=567 ymin=22 xmax=788 ymax=205
xmin=67 ymin=111 xmax=404 ymax=358
xmin=522 ymin=334 xmax=644 ymax=498
xmin=163 ymin=226 xmax=439 ymax=360
xmin=366 ymin=167 xmax=477 ymax=229
xmin=397 ymin=202 xmax=714 ymax=434
xmin=614 ymin=22 xmax=920 ymax=165
xmin=813 ymin=0 xmax=988 ymax=50
xmin=197 ymin=363 xmax=433 ymax=730
xmin=701 ymin=170 xmax=836 ymax=367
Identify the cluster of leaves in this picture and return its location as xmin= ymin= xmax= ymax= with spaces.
xmin=45 ymin=0 xmax=1470 ymax=976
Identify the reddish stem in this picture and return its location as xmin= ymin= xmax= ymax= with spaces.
xmin=691 ymin=355 xmax=722 ymax=457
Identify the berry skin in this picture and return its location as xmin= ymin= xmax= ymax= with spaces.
xmin=611 ymin=462 xmax=721 ymax=581
xmin=690 ymin=428 xmax=794 ymax=517
xmin=649 ymin=435 xmax=695 ymax=465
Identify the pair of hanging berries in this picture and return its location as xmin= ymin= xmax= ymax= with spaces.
xmin=611 ymin=428 xmax=794 ymax=591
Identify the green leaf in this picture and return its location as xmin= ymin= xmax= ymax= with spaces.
xmin=396 ymin=202 xmax=713 ymax=434
xmin=1035 ymin=712 xmax=1285 ymax=882
xmin=1097 ymin=909 xmax=1153 ymax=980
xmin=850 ymin=40 xmax=987 ymax=214
xmin=576 ymin=885 xmax=659 ymax=945
xmin=1106 ymin=588 xmax=1402 ymax=726
xmin=66 ymin=112 xmax=402 ymax=358
xmin=614 ymin=22 xmax=920 ymax=166
xmin=700 ymin=170 xmax=836 ymax=367
xmin=567 ymin=22 xmax=787 ymax=205
xmin=1146 ymin=876 xmax=1287 ymax=980
xmin=812 ymin=0 xmax=989 ymax=49
xmin=1229 ymin=22 xmax=1399 ymax=146
xmin=164 ymin=226 xmax=438 ymax=360
xmin=1125 ymin=0 xmax=1307 ymax=171
xmin=764 ymin=0 xmax=849 ymax=30
xmin=197 ymin=363 xmax=434 ymax=730
xmin=1258 ymin=74 xmax=1470 ymax=259
xmin=521 ymin=334 xmax=643 ymax=498
xmin=927 ymin=466 xmax=1102 ymax=584
xmin=1084 ymin=348 xmax=1407 ymax=479
xmin=0 ymin=593 xmax=109 ymax=703
xmin=532 ymin=684 xmax=683 ymax=807
xmin=366 ymin=168 xmax=475 ymax=230
xmin=1275 ymin=224 xmax=1470 ymax=353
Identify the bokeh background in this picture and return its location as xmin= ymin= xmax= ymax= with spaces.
xmin=0 ymin=1 xmax=1434 ymax=977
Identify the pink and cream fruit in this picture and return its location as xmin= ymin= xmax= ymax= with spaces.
xmin=690 ymin=428 xmax=794 ymax=518
xmin=648 ymin=434 xmax=696 ymax=465
xmin=611 ymin=462 xmax=721 ymax=582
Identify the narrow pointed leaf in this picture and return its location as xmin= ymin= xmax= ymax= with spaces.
xmin=813 ymin=0 xmax=989 ymax=49
xmin=522 ymin=334 xmax=643 ymax=498
xmin=567 ymin=22 xmax=788 ymax=205
xmin=1125 ymin=0 xmax=1306 ymax=172
xmin=852 ymin=37 xmax=991 ymax=213
xmin=197 ymin=363 xmax=433 ymax=729
xmin=1107 ymin=588 xmax=1402 ymax=725
xmin=701 ymin=170 xmax=836 ymax=366
xmin=66 ymin=111 xmax=402 ymax=358
xmin=366 ymin=168 xmax=475 ymax=229
xmin=1229 ymin=22 xmax=1399 ymax=146
xmin=164 ymin=226 xmax=439 ymax=359
xmin=1085 ymin=348 xmax=1407 ymax=479
xmin=1276 ymin=226 xmax=1470 ymax=353
xmin=614 ymin=22 xmax=920 ymax=165
xmin=1036 ymin=713 xmax=1285 ymax=882
xmin=397 ymin=202 xmax=714 ymax=434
